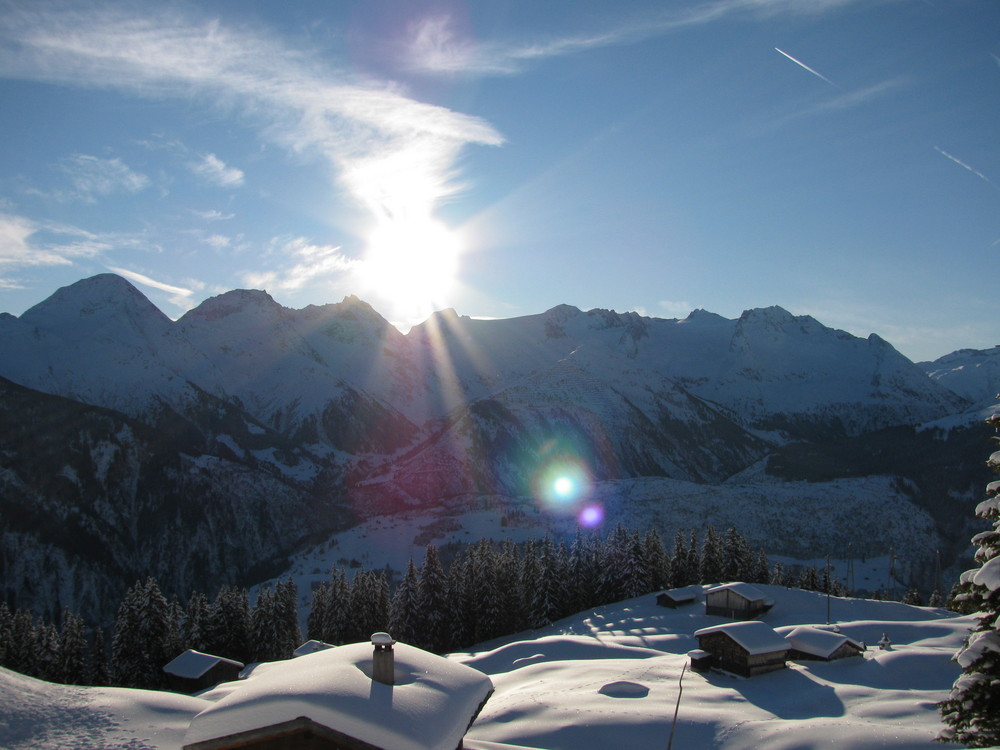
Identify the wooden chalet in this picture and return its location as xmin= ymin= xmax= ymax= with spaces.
xmin=694 ymin=621 xmax=789 ymax=677
xmin=292 ymin=639 xmax=334 ymax=657
xmin=182 ymin=636 xmax=493 ymax=750
xmin=782 ymin=626 xmax=865 ymax=661
xmin=704 ymin=582 xmax=774 ymax=620
xmin=163 ymin=650 xmax=244 ymax=694
xmin=656 ymin=585 xmax=700 ymax=609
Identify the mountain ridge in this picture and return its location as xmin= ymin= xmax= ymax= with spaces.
xmin=0 ymin=274 xmax=992 ymax=623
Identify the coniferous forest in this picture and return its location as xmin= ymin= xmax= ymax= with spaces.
xmin=0 ymin=523 xmax=928 ymax=691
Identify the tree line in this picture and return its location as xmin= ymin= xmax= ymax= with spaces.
xmin=0 ymin=523 xmax=922 ymax=689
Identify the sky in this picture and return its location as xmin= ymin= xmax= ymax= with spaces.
xmin=0 ymin=0 xmax=997 ymax=363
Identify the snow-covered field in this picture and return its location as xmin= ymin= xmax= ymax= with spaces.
xmin=0 ymin=585 xmax=976 ymax=749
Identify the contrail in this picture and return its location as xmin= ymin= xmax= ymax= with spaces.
xmin=774 ymin=47 xmax=838 ymax=88
xmin=934 ymin=146 xmax=996 ymax=187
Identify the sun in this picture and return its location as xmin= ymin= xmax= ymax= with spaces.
xmin=360 ymin=216 xmax=461 ymax=322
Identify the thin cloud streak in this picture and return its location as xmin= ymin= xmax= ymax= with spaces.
xmin=405 ymin=0 xmax=874 ymax=76
xmin=933 ymin=146 xmax=997 ymax=188
xmin=774 ymin=47 xmax=838 ymax=87
xmin=106 ymin=265 xmax=193 ymax=297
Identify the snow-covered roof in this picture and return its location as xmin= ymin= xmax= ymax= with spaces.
xmin=781 ymin=626 xmax=862 ymax=659
xmin=164 ymin=650 xmax=244 ymax=680
xmin=291 ymin=639 xmax=333 ymax=657
xmin=659 ymin=585 xmax=700 ymax=601
xmin=705 ymin=582 xmax=772 ymax=604
xmin=694 ymin=621 xmax=789 ymax=656
xmin=183 ymin=641 xmax=493 ymax=750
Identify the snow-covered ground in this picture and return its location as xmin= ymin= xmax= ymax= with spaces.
xmin=0 ymin=585 xmax=976 ymax=749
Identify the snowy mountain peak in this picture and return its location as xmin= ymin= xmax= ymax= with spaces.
xmin=181 ymin=288 xmax=282 ymax=324
xmin=682 ymin=309 xmax=728 ymax=325
xmin=19 ymin=273 xmax=170 ymax=332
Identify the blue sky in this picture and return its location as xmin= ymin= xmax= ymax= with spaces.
xmin=0 ymin=0 xmax=997 ymax=362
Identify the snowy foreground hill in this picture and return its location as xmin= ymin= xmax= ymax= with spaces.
xmin=0 ymin=586 xmax=976 ymax=750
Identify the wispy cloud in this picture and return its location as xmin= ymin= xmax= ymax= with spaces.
xmin=57 ymin=154 xmax=149 ymax=203
xmin=0 ymin=212 xmax=111 ymax=267
xmin=106 ymin=265 xmax=199 ymax=311
xmin=0 ymin=5 xmax=503 ymax=236
xmin=934 ymin=146 xmax=996 ymax=188
xmin=404 ymin=0 xmax=873 ymax=76
xmin=190 ymin=209 xmax=235 ymax=221
xmin=189 ymin=153 xmax=244 ymax=188
xmin=242 ymin=237 xmax=358 ymax=292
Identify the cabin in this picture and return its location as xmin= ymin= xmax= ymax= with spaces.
xmin=656 ymin=585 xmax=700 ymax=609
xmin=704 ymin=582 xmax=774 ymax=620
xmin=163 ymin=650 xmax=245 ymax=694
xmin=292 ymin=639 xmax=334 ymax=657
xmin=182 ymin=634 xmax=494 ymax=750
xmin=782 ymin=626 xmax=865 ymax=661
xmin=693 ymin=621 xmax=789 ymax=677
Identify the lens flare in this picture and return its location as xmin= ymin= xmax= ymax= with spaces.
xmin=532 ymin=455 xmax=594 ymax=521
xmin=579 ymin=504 xmax=604 ymax=528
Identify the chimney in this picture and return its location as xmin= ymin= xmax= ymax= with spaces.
xmin=371 ymin=632 xmax=396 ymax=686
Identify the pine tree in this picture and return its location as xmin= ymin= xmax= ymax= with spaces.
xmin=668 ymin=530 xmax=690 ymax=587
xmin=0 ymin=601 xmax=12 ymax=668
xmin=111 ymin=577 xmax=172 ymax=688
xmin=416 ymin=545 xmax=449 ymax=652
xmin=902 ymin=588 xmax=924 ymax=606
xmin=8 ymin=610 xmax=37 ymax=676
xmin=699 ymin=526 xmax=725 ymax=585
xmin=307 ymin=582 xmax=331 ymax=642
xmin=722 ymin=526 xmax=752 ymax=582
xmin=204 ymin=585 xmax=251 ymax=663
xmin=321 ymin=567 xmax=350 ymax=645
xmin=641 ymin=530 xmax=669 ymax=592
xmin=389 ymin=559 xmax=421 ymax=644
xmin=939 ymin=411 xmax=1000 ymax=746
xmin=35 ymin=621 xmax=61 ymax=682
xmin=250 ymin=586 xmax=278 ymax=662
xmin=89 ymin=628 xmax=110 ymax=686
xmin=751 ymin=549 xmax=771 ymax=585
xmin=59 ymin=610 xmax=89 ymax=685
xmin=183 ymin=591 xmax=211 ymax=652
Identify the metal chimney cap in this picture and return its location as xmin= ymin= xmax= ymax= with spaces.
xmin=371 ymin=632 xmax=395 ymax=647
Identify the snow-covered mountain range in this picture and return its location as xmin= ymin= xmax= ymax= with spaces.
xmin=0 ymin=274 xmax=995 ymax=623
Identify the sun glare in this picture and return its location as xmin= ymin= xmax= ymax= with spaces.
xmin=360 ymin=217 xmax=461 ymax=321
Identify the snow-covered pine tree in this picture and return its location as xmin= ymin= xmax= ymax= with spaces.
xmin=389 ymin=559 xmax=421 ymax=644
xmin=89 ymin=627 xmax=110 ymax=686
xmin=540 ymin=535 xmax=571 ymax=623
xmin=751 ymin=549 xmax=771 ymax=585
xmin=59 ymin=610 xmax=89 ymax=685
xmin=183 ymin=591 xmax=210 ymax=652
xmin=641 ymin=530 xmax=669 ymax=593
xmin=306 ymin=581 xmax=330 ymax=643
xmin=322 ymin=567 xmax=350 ymax=645
xmin=445 ymin=551 xmax=474 ymax=648
xmin=276 ymin=578 xmax=302 ymax=657
xmin=250 ymin=586 xmax=278 ymax=662
xmin=520 ymin=539 xmax=549 ymax=630
xmin=688 ymin=529 xmax=702 ymax=585
xmin=111 ymin=577 xmax=172 ymax=688
xmin=598 ymin=524 xmax=631 ymax=603
xmin=0 ymin=601 xmax=11 ymax=668
xmin=34 ymin=621 xmax=61 ymax=682
xmin=416 ymin=545 xmax=450 ymax=652
xmin=771 ymin=560 xmax=786 ymax=587
xmin=204 ymin=585 xmax=251 ymax=664
xmin=668 ymin=530 xmax=690 ymax=587
xmin=723 ymin=526 xmax=752 ymax=582
xmin=939 ymin=410 xmax=1000 ymax=746
xmin=700 ymin=526 xmax=725 ymax=585
xmin=7 ymin=610 xmax=37 ymax=676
